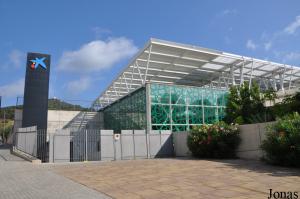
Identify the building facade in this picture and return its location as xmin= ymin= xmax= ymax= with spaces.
xmin=95 ymin=38 xmax=300 ymax=133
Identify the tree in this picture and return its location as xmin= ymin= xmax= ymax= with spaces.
xmin=225 ymin=82 xmax=265 ymax=124
xmin=0 ymin=119 xmax=13 ymax=143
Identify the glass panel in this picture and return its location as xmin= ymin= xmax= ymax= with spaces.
xmin=151 ymin=104 xmax=170 ymax=125
xmin=204 ymin=107 xmax=217 ymax=124
xmin=151 ymin=83 xmax=170 ymax=104
xmin=172 ymin=105 xmax=186 ymax=124
xmin=187 ymin=87 xmax=202 ymax=105
xmin=171 ymin=86 xmax=186 ymax=104
xmin=150 ymin=83 xmax=228 ymax=132
xmin=189 ymin=106 xmax=203 ymax=124
xmin=218 ymin=107 xmax=226 ymax=121
xmin=103 ymin=87 xmax=146 ymax=133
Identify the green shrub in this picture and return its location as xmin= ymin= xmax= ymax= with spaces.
xmin=0 ymin=119 xmax=13 ymax=143
xmin=187 ymin=122 xmax=241 ymax=158
xmin=270 ymin=92 xmax=300 ymax=118
xmin=261 ymin=112 xmax=300 ymax=167
xmin=225 ymin=82 xmax=268 ymax=124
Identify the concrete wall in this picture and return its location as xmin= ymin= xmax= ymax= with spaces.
xmin=236 ymin=122 xmax=272 ymax=160
xmin=49 ymin=130 xmax=174 ymax=163
xmin=15 ymin=126 xmax=37 ymax=157
xmin=173 ymin=132 xmax=191 ymax=157
xmin=49 ymin=130 xmax=71 ymax=163
xmin=172 ymin=122 xmax=273 ymax=160
xmin=14 ymin=109 xmax=104 ymax=134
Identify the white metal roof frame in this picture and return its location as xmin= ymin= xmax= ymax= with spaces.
xmin=93 ymin=38 xmax=300 ymax=109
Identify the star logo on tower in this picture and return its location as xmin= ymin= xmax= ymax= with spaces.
xmin=30 ymin=57 xmax=47 ymax=70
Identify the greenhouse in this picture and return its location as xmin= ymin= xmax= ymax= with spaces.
xmin=103 ymin=83 xmax=227 ymax=132
xmin=95 ymin=38 xmax=300 ymax=132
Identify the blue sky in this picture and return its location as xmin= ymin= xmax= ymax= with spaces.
xmin=0 ymin=0 xmax=299 ymax=107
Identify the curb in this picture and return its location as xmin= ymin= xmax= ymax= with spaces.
xmin=11 ymin=147 xmax=41 ymax=164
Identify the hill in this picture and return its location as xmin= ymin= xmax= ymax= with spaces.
xmin=0 ymin=98 xmax=91 ymax=120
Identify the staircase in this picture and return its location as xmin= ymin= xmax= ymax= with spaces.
xmin=63 ymin=111 xmax=99 ymax=130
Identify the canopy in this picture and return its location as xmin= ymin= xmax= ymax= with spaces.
xmin=93 ymin=38 xmax=300 ymax=109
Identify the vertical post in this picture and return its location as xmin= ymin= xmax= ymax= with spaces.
xmin=249 ymin=59 xmax=254 ymax=89
xmin=280 ymin=65 xmax=286 ymax=91
xmin=133 ymin=131 xmax=136 ymax=160
xmin=49 ymin=134 xmax=54 ymax=163
xmin=185 ymin=89 xmax=189 ymax=131
xmin=146 ymin=84 xmax=152 ymax=134
xmin=230 ymin=65 xmax=236 ymax=86
xmin=146 ymin=130 xmax=149 ymax=159
xmin=113 ymin=134 xmax=116 ymax=161
xmin=85 ymin=129 xmax=87 ymax=161
xmin=288 ymin=66 xmax=293 ymax=90
xmin=272 ymin=73 xmax=277 ymax=91
xmin=239 ymin=58 xmax=245 ymax=86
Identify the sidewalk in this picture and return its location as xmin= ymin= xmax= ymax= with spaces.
xmin=0 ymin=144 xmax=110 ymax=199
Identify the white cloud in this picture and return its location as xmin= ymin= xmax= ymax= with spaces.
xmin=65 ymin=77 xmax=91 ymax=95
xmin=220 ymin=9 xmax=237 ymax=16
xmin=9 ymin=50 xmax=24 ymax=68
xmin=246 ymin=40 xmax=257 ymax=50
xmin=264 ymin=42 xmax=272 ymax=51
xmin=284 ymin=15 xmax=300 ymax=35
xmin=58 ymin=37 xmax=138 ymax=73
xmin=0 ymin=78 xmax=24 ymax=98
xmin=1 ymin=50 xmax=25 ymax=69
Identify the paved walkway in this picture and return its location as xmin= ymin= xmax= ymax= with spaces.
xmin=1 ymin=145 xmax=299 ymax=199
xmin=0 ymin=144 xmax=24 ymax=161
xmin=0 ymin=144 xmax=110 ymax=199
xmin=54 ymin=158 xmax=300 ymax=199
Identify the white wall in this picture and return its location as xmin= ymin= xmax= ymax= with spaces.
xmin=47 ymin=110 xmax=81 ymax=133
xmin=236 ymin=122 xmax=272 ymax=160
xmin=173 ymin=132 xmax=191 ymax=157
xmin=172 ymin=122 xmax=273 ymax=160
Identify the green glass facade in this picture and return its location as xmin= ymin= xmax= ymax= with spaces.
xmin=102 ymin=83 xmax=227 ymax=132
xmin=103 ymin=87 xmax=146 ymax=133
xmin=150 ymin=84 xmax=227 ymax=131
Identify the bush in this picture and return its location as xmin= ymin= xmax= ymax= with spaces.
xmin=261 ymin=112 xmax=300 ymax=167
xmin=0 ymin=119 xmax=13 ymax=143
xmin=225 ymin=82 xmax=268 ymax=124
xmin=187 ymin=122 xmax=241 ymax=158
xmin=270 ymin=92 xmax=300 ymax=118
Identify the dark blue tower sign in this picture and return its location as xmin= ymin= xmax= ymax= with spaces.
xmin=22 ymin=52 xmax=51 ymax=130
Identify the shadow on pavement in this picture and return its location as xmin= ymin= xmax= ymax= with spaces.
xmin=174 ymin=157 xmax=300 ymax=177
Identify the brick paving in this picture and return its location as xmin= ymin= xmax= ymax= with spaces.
xmin=54 ymin=158 xmax=300 ymax=199
xmin=0 ymin=144 xmax=110 ymax=199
